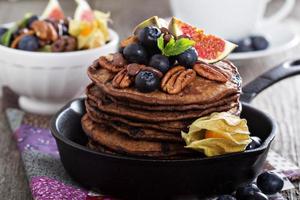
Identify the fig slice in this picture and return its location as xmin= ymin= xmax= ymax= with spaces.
xmin=133 ymin=16 xmax=167 ymax=35
xmin=168 ymin=17 xmax=237 ymax=64
xmin=41 ymin=0 xmax=65 ymax=21
xmin=74 ymin=0 xmax=95 ymax=22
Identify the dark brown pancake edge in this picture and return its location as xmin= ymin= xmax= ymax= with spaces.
xmin=81 ymin=114 xmax=193 ymax=158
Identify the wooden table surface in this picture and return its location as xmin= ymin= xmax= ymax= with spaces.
xmin=1 ymin=0 xmax=300 ymax=199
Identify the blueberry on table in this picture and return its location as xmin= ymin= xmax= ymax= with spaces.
xmin=234 ymin=38 xmax=254 ymax=53
xmin=257 ymin=171 xmax=284 ymax=195
xmin=236 ymin=183 xmax=261 ymax=200
xmin=246 ymin=136 xmax=262 ymax=150
xmin=217 ymin=195 xmax=236 ymax=200
xmin=149 ymin=54 xmax=170 ymax=73
xmin=176 ymin=48 xmax=198 ymax=67
xmin=251 ymin=36 xmax=269 ymax=51
xmin=138 ymin=26 xmax=161 ymax=49
xmin=135 ymin=70 xmax=160 ymax=93
xmin=123 ymin=43 xmax=148 ymax=64
xmin=17 ymin=35 xmax=39 ymax=51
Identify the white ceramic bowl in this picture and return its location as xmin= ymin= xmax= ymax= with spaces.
xmin=0 ymin=27 xmax=119 ymax=114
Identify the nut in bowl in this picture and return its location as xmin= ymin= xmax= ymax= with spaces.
xmin=0 ymin=0 xmax=119 ymax=114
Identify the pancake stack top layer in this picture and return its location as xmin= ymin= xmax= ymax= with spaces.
xmin=82 ymin=16 xmax=241 ymax=159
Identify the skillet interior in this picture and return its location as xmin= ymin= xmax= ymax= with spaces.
xmin=51 ymin=98 xmax=276 ymax=199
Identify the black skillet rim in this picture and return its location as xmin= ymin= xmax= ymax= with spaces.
xmin=50 ymin=98 xmax=277 ymax=163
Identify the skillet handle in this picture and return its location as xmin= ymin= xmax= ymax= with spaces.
xmin=241 ymin=59 xmax=300 ymax=103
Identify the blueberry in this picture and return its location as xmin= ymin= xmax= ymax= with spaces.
xmin=169 ymin=56 xmax=177 ymax=66
xmin=236 ymin=183 xmax=261 ymax=200
xmin=0 ymin=27 xmax=8 ymax=39
xmin=138 ymin=26 xmax=161 ymax=49
xmin=246 ymin=136 xmax=262 ymax=150
xmin=135 ymin=70 xmax=160 ymax=93
xmin=257 ymin=171 xmax=284 ymax=195
xmin=149 ymin=54 xmax=170 ymax=73
xmin=251 ymin=192 xmax=268 ymax=200
xmin=176 ymin=48 xmax=198 ymax=67
xmin=234 ymin=38 xmax=254 ymax=53
xmin=217 ymin=195 xmax=236 ymax=200
xmin=17 ymin=35 xmax=39 ymax=51
xmin=123 ymin=43 xmax=148 ymax=64
xmin=27 ymin=15 xmax=38 ymax=28
xmin=251 ymin=36 xmax=269 ymax=51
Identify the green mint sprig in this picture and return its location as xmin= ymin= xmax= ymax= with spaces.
xmin=157 ymin=35 xmax=195 ymax=57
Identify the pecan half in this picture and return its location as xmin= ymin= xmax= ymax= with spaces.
xmin=161 ymin=66 xmax=196 ymax=94
xmin=98 ymin=53 xmax=127 ymax=73
xmin=193 ymin=63 xmax=228 ymax=83
xmin=120 ymin=36 xmax=138 ymax=48
xmin=31 ymin=20 xmax=49 ymax=40
xmin=112 ymin=68 xmax=132 ymax=88
xmin=31 ymin=20 xmax=58 ymax=42
xmin=112 ymin=64 xmax=162 ymax=89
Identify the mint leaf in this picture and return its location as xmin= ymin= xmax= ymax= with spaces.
xmin=157 ymin=35 xmax=165 ymax=52
xmin=173 ymin=38 xmax=195 ymax=53
xmin=18 ymin=13 xmax=33 ymax=29
xmin=158 ymin=36 xmax=195 ymax=57
xmin=164 ymin=38 xmax=195 ymax=56
xmin=163 ymin=37 xmax=175 ymax=54
xmin=1 ymin=29 xmax=13 ymax=46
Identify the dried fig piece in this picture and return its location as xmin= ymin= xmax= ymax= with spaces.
xmin=51 ymin=37 xmax=66 ymax=52
xmin=64 ymin=36 xmax=77 ymax=51
xmin=161 ymin=66 xmax=196 ymax=94
xmin=51 ymin=36 xmax=77 ymax=52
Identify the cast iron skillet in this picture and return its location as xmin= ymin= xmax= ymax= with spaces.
xmin=51 ymin=59 xmax=300 ymax=199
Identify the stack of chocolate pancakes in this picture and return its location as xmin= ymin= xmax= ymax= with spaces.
xmin=82 ymin=53 xmax=242 ymax=159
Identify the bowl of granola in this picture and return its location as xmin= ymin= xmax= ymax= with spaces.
xmin=0 ymin=0 xmax=119 ymax=114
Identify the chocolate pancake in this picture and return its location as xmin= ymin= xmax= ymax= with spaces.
xmin=87 ymin=60 xmax=241 ymax=105
xmin=85 ymin=102 xmax=188 ymax=132
xmin=87 ymin=139 xmax=199 ymax=160
xmin=87 ymin=139 xmax=116 ymax=155
xmin=87 ymin=98 xmax=239 ymax=122
xmin=85 ymin=100 xmax=241 ymax=132
xmin=87 ymin=83 xmax=240 ymax=111
xmin=88 ymin=113 xmax=183 ymax=142
xmin=82 ymin=114 xmax=192 ymax=157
